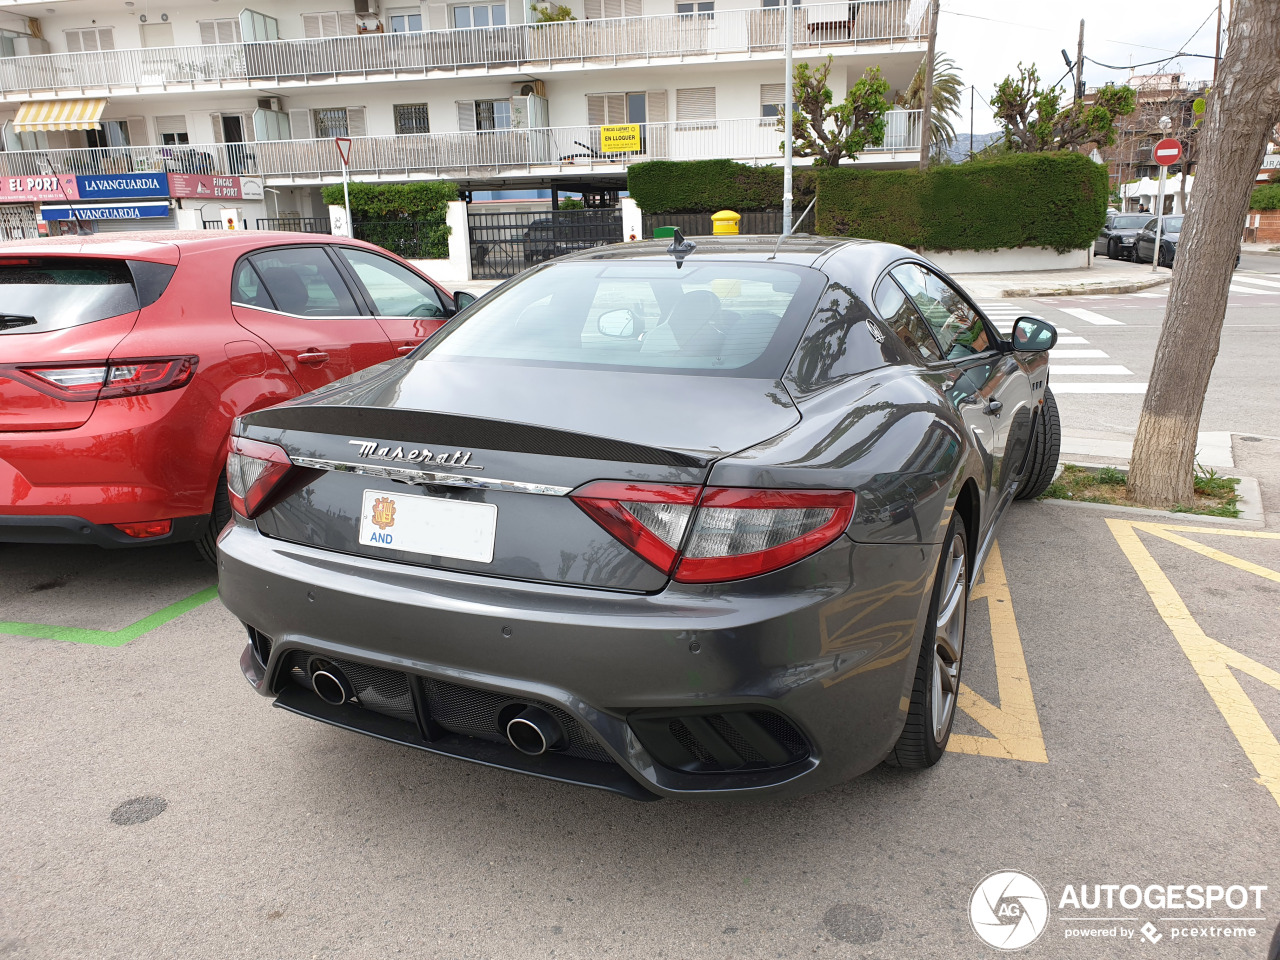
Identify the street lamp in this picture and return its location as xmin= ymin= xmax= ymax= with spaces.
xmin=1152 ymin=115 xmax=1172 ymax=274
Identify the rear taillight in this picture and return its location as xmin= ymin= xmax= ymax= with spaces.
xmin=227 ymin=436 xmax=294 ymax=519
xmin=5 ymin=357 xmax=197 ymax=401
xmin=571 ymin=482 xmax=855 ymax=584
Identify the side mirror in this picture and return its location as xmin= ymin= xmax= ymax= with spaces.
xmin=597 ymin=308 xmax=637 ymax=338
xmin=1010 ymin=316 xmax=1057 ymax=352
xmin=453 ymin=290 xmax=478 ymax=310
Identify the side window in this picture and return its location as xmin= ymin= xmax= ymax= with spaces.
xmin=338 ymin=247 xmax=445 ymax=318
xmin=889 ymin=263 xmax=991 ymax=361
xmin=232 ymin=259 xmax=274 ymax=309
xmin=1144 ymin=218 xmax=1158 ymax=232
xmin=248 ymin=247 xmax=359 ymax=317
xmin=874 ymin=275 xmax=940 ymax=361
xmin=788 ymin=282 xmax=892 ymax=392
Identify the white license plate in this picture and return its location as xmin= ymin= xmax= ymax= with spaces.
xmin=358 ymin=489 xmax=497 ymax=563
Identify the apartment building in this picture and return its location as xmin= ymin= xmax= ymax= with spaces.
xmin=0 ymin=0 xmax=928 ymax=239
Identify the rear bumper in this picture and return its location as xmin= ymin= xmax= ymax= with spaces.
xmin=218 ymin=520 xmax=938 ymax=800
xmin=0 ymin=513 xmax=210 ymax=547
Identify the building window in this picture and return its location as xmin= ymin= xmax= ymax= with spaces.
xmin=156 ymin=115 xmax=190 ymax=145
xmin=760 ymin=0 xmax=797 ymax=6
xmin=675 ymin=86 xmax=716 ymax=127
xmin=760 ymin=82 xmax=785 ymax=119
xmin=394 ymin=103 xmax=430 ymax=135
xmin=475 ymin=99 xmax=512 ymax=130
xmin=86 ymin=119 xmax=132 ymax=149
xmin=388 ymin=8 xmax=423 ymax=31
xmin=676 ymin=1 xmax=714 ymax=16
xmin=313 ymin=107 xmax=350 ymax=139
xmin=65 ymin=27 xmax=115 ymax=52
xmin=452 ymin=3 xmax=507 ymax=27
xmin=198 ymin=18 xmax=243 ymax=44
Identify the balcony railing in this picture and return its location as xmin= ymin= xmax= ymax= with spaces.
xmin=0 ymin=0 xmax=928 ymax=96
xmin=0 ymin=113 xmax=922 ymax=183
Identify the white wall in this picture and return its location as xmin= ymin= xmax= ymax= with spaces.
xmin=924 ymin=247 xmax=1090 ymax=274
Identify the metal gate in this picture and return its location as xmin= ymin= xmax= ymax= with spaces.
xmin=467 ymin=208 xmax=623 ymax=279
xmin=0 ymin=204 xmax=40 ymax=240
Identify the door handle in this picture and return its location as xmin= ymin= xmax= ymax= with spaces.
xmin=297 ymin=351 xmax=329 ymax=364
xmin=985 ymin=399 xmax=1003 ymax=415
xmin=396 ymin=344 xmax=416 ymax=355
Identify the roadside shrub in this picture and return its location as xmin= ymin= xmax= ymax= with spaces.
xmin=320 ymin=181 xmax=457 ymax=258
xmin=628 ymin=152 xmax=1108 ymax=251
xmin=1249 ymin=183 xmax=1280 ymax=211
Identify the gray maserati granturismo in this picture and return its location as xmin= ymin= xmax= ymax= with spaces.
xmin=217 ymin=235 xmax=1060 ymax=801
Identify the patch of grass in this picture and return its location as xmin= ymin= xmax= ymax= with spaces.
xmin=1037 ymin=463 xmax=1242 ymax=518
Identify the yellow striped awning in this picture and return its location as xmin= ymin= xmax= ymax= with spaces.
xmin=13 ymin=98 xmax=107 ymax=132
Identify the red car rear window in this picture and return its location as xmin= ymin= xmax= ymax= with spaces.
xmin=0 ymin=257 xmax=139 ymax=335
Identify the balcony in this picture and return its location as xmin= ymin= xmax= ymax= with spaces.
xmin=0 ymin=0 xmax=929 ymax=99
xmin=0 ymin=112 xmax=923 ymax=185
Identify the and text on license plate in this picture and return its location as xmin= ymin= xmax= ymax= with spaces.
xmin=359 ymin=489 xmax=497 ymax=563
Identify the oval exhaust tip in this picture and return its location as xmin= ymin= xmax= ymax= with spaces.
xmin=506 ymin=707 xmax=566 ymax=756
xmin=311 ymin=669 xmax=350 ymax=706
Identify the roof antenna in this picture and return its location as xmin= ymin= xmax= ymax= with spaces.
xmin=666 ymin=227 xmax=696 ymax=269
xmin=768 ymin=195 xmax=816 ymax=260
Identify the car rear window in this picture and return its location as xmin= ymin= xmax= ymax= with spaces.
xmin=1111 ymin=215 xmax=1148 ymax=229
xmin=419 ymin=259 xmax=824 ymax=378
xmin=0 ymin=257 xmax=138 ymax=334
xmin=1162 ymin=216 xmax=1184 ymax=232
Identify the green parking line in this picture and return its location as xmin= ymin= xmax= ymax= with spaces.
xmin=0 ymin=585 xmax=219 ymax=647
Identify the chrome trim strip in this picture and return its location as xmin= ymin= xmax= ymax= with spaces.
xmin=290 ymin=457 xmax=572 ymax=497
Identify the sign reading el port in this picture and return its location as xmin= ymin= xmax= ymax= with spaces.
xmin=600 ymin=124 xmax=642 ymax=154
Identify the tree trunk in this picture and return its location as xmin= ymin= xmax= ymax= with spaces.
xmin=1127 ymin=0 xmax=1280 ymax=507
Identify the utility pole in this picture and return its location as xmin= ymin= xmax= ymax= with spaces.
xmin=917 ymin=0 xmax=939 ymax=171
xmin=1213 ymin=0 xmax=1222 ymax=83
xmin=782 ymin=0 xmax=794 ymax=234
xmin=1075 ymin=19 xmax=1085 ymax=102
xmin=969 ymin=84 xmax=974 ymax=160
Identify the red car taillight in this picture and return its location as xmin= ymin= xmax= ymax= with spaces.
xmin=571 ymin=482 xmax=855 ymax=584
xmin=6 ymin=356 xmax=198 ymax=400
xmin=226 ymin=436 xmax=295 ymax=519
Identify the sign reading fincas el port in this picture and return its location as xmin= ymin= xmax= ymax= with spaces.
xmin=167 ymin=173 xmax=244 ymax=200
xmin=600 ymin=124 xmax=642 ymax=153
xmin=1154 ymin=137 xmax=1183 ymax=166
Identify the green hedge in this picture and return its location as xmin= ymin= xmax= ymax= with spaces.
xmin=320 ymin=181 xmax=456 ymax=258
xmin=1250 ymin=183 xmax=1280 ymax=211
xmin=627 ymin=153 xmax=1108 ymax=252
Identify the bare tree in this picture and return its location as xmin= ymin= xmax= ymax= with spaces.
xmin=992 ymin=64 xmax=1135 ymax=152
xmin=788 ymin=58 xmax=892 ymax=167
xmin=1128 ymin=0 xmax=1280 ymax=506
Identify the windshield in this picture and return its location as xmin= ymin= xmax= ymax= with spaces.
xmin=419 ymin=259 xmax=825 ymax=378
xmin=1112 ymin=216 xmax=1149 ymax=229
xmin=0 ymin=257 xmax=138 ymax=334
xmin=1162 ymin=216 xmax=1184 ymax=232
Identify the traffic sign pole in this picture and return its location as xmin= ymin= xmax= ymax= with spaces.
xmin=1150 ymin=137 xmax=1182 ymax=274
xmin=335 ymin=137 xmax=353 ymax=237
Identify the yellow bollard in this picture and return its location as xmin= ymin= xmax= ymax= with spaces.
xmin=711 ymin=209 xmax=741 ymax=235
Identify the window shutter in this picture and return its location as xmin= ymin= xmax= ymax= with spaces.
xmin=606 ymin=93 xmax=626 ymax=124
xmin=97 ymin=27 xmax=115 ymax=50
xmin=586 ymin=94 xmax=606 ymax=127
xmin=218 ymin=19 xmax=242 ymax=43
xmin=199 ymin=20 xmax=217 ymax=44
xmin=78 ymin=29 xmax=98 ymax=52
xmin=125 ymin=116 xmax=148 ymax=146
xmin=156 ymin=115 xmax=187 ymax=137
xmin=623 ymin=0 xmax=641 ymax=15
xmin=456 ymin=100 xmax=476 ymax=132
xmin=676 ymin=86 xmax=715 ymax=122
xmin=65 ymin=30 xmax=82 ymax=52
xmin=338 ymin=11 xmax=358 ymax=34
xmin=238 ymin=112 xmax=255 ymax=142
xmin=760 ymin=82 xmax=785 ymax=107
xmin=302 ymin=13 xmax=323 ymax=37
xmin=288 ymin=108 xmax=314 ymax=139
xmin=645 ymin=89 xmax=667 ymax=123
xmin=584 ymin=0 xmax=602 ymax=16
xmin=210 ymin=112 xmax=224 ymax=143
xmin=601 ymin=0 xmax=622 ymax=16
xmin=345 ymin=106 xmax=367 ymax=137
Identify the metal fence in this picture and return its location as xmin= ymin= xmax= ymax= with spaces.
xmin=0 ymin=113 xmax=921 ymax=186
xmin=642 ymin=210 xmax=785 ymax=238
xmin=0 ymin=0 xmax=929 ymax=97
xmin=468 ymin=208 xmax=623 ymax=279
xmin=257 ymin=217 xmax=331 ymax=233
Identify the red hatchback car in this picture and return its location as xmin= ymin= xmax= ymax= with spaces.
xmin=0 ymin=230 xmax=467 ymax=559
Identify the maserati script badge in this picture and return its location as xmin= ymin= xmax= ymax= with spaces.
xmin=348 ymin=440 xmax=483 ymax=470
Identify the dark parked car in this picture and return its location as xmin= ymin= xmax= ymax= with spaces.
xmin=522 ymin=212 xmax=620 ymax=262
xmin=218 ymin=236 xmax=1061 ymax=801
xmin=1094 ymin=213 xmax=1151 ymax=260
xmin=1133 ymin=215 xmax=1183 ymax=266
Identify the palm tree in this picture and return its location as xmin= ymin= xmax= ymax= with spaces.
xmin=900 ymin=52 xmax=963 ymax=151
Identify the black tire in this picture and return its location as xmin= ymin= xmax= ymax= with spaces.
xmin=1157 ymin=244 xmax=1174 ymax=268
xmin=887 ymin=516 xmax=969 ymax=768
xmin=1015 ymin=387 xmax=1061 ymax=501
xmin=1107 ymin=238 xmax=1119 ymax=260
xmin=195 ymin=469 xmax=231 ymax=564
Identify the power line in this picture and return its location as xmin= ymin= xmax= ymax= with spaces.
xmin=1085 ymin=52 xmax=1218 ymax=70
xmin=938 ymin=8 xmax=1214 ymax=57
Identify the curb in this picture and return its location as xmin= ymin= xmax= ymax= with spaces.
xmin=1000 ymin=276 xmax=1172 ymax=298
xmin=1037 ymin=462 xmax=1265 ymax=527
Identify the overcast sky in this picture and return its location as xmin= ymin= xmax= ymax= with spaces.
xmin=938 ymin=0 xmax=1227 ymax=140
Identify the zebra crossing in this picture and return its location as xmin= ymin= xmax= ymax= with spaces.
xmin=976 ymin=300 xmax=1144 ymax=396
xmin=1032 ymin=272 xmax=1280 ymax=305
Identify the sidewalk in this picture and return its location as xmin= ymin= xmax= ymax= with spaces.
xmin=953 ymin=256 xmax=1172 ymax=299
xmin=1241 ymin=241 xmax=1280 ymax=257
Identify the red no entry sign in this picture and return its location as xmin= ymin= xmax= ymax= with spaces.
xmin=1154 ymin=137 xmax=1183 ymax=166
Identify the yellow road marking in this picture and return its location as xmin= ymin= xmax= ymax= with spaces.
xmin=949 ymin=540 xmax=1049 ymax=763
xmin=1107 ymin=519 xmax=1280 ymax=809
xmin=1130 ymin=521 xmax=1280 ymax=584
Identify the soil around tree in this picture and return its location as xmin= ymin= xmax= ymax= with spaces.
xmin=1041 ymin=464 xmax=1241 ymax=518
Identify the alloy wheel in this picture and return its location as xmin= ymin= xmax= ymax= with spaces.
xmin=931 ymin=535 xmax=968 ymax=743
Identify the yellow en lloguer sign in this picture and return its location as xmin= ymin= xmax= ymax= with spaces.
xmin=600 ymin=124 xmax=642 ymax=153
